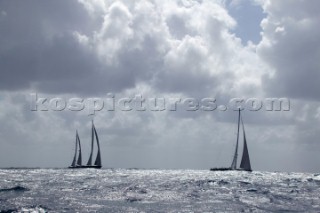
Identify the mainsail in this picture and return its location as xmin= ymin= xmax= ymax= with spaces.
xmin=76 ymin=131 xmax=82 ymax=166
xmin=86 ymin=122 xmax=95 ymax=166
xmin=70 ymin=132 xmax=78 ymax=167
xmin=86 ymin=120 xmax=101 ymax=167
xmin=230 ymin=109 xmax=241 ymax=170
xmin=71 ymin=131 xmax=82 ymax=167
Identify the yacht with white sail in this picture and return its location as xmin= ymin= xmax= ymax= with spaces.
xmin=210 ymin=109 xmax=252 ymax=172
xmin=69 ymin=121 xmax=102 ymax=169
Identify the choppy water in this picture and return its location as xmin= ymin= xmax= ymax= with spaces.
xmin=0 ymin=169 xmax=320 ymax=212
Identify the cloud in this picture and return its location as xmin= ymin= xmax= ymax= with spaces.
xmin=257 ymin=0 xmax=320 ymax=100
xmin=0 ymin=0 xmax=98 ymax=91
xmin=0 ymin=0 xmax=262 ymax=98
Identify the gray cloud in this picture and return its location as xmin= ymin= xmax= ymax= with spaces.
xmin=0 ymin=0 xmax=262 ymax=98
xmin=0 ymin=0 xmax=97 ymax=91
xmin=257 ymin=0 xmax=320 ymax=100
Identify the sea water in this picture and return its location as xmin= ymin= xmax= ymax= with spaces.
xmin=0 ymin=169 xmax=320 ymax=212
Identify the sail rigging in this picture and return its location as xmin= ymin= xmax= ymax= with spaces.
xmin=211 ymin=109 xmax=252 ymax=171
xmin=86 ymin=121 xmax=94 ymax=166
xmin=71 ymin=131 xmax=78 ymax=167
xmin=230 ymin=109 xmax=252 ymax=171
xmin=93 ymin=124 xmax=102 ymax=167
xmin=71 ymin=130 xmax=82 ymax=167
xmin=76 ymin=131 xmax=82 ymax=166
xmin=230 ymin=109 xmax=241 ymax=170
xmin=69 ymin=121 xmax=102 ymax=169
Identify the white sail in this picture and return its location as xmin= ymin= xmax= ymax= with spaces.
xmin=71 ymin=146 xmax=77 ymax=167
xmin=93 ymin=124 xmax=102 ymax=167
xmin=230 ymin=109 xmax=241 ymax=170
xmin=76 ymin=132 xmax=82 ymax=166
xmin=86 ymin=120 xmax=102 ymax=167
xmin=239 ymin=116 xmax=252 ymax=171
xmin=86 ymin=121 xmax=94 ymax=166
xmin=71 ymin=131 xmax=79 ymax=167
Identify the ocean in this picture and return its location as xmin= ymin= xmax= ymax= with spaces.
xmin=0 ymin=169 xmax=320 ymax=212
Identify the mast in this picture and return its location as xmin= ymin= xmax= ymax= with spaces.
xmin=93 ymin=123 xmax=102 ymax=167
xmin=76 ymin=131 xmax=82 ymax=166
xmin=239 ymin=115 xmax=252 ymax=171
xmin=71 ymin=130 xmax=78 ymax=167
xmin=86 ymin=120 xmax=94 ymax=166
xmin=230 ymin=109 xmax=241 ymax=170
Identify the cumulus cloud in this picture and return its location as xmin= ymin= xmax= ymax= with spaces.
xmin=257 ymin=0 xmax=320 ymax=100
xmin=0 ymin=0 xmax=263 ymax=97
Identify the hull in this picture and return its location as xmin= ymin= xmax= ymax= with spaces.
xmin=210 ymin=167 xmax=232 ymax=171
xmin=68 ymin=165 xmax=102 ymax=169
xmin=210 ymin=167 xmax=252 ymax=172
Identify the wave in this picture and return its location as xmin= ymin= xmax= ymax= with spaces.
xmin=0 ymin=208 xmax=17 ymax=213
xmin=0 ymin=186 xmax=29 ymax=192
xmin=0 ymin=167 xmax=41 ymax=170
xmin=0 ymin=206 xmax=47 ymax=213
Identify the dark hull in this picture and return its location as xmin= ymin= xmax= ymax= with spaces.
xmin=210 ymin=167 xmax=232 ymax=171
xmin=68 ymin=165 xmax=102 ymax=169
xmin=210 ymin=167 xmax=252 ymax=172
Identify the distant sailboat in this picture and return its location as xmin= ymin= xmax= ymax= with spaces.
xmin=69 ymin=121 xmax=102 ymax=169
xmin=210 ymin=109 xmax=252 ymax=172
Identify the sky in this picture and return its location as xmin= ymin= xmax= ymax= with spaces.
xmin=0 ymin=0 xmax=320 ymax=172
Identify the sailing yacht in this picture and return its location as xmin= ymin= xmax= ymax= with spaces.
xmin=210 ymin=109 xmax=252 ymax=172
xmin=69 ymin=121 xmax=102 ymax=169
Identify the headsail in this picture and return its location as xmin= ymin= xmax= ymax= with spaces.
xmin=93 ymin=124 xmax=102 ymax=167
xmin=86 ymin=121 xmax=94 ymax=166
xmin=239 ymin=116 xmax=252 ymax=171
xmin=230 ymin=109 xmax=241 ymax=170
